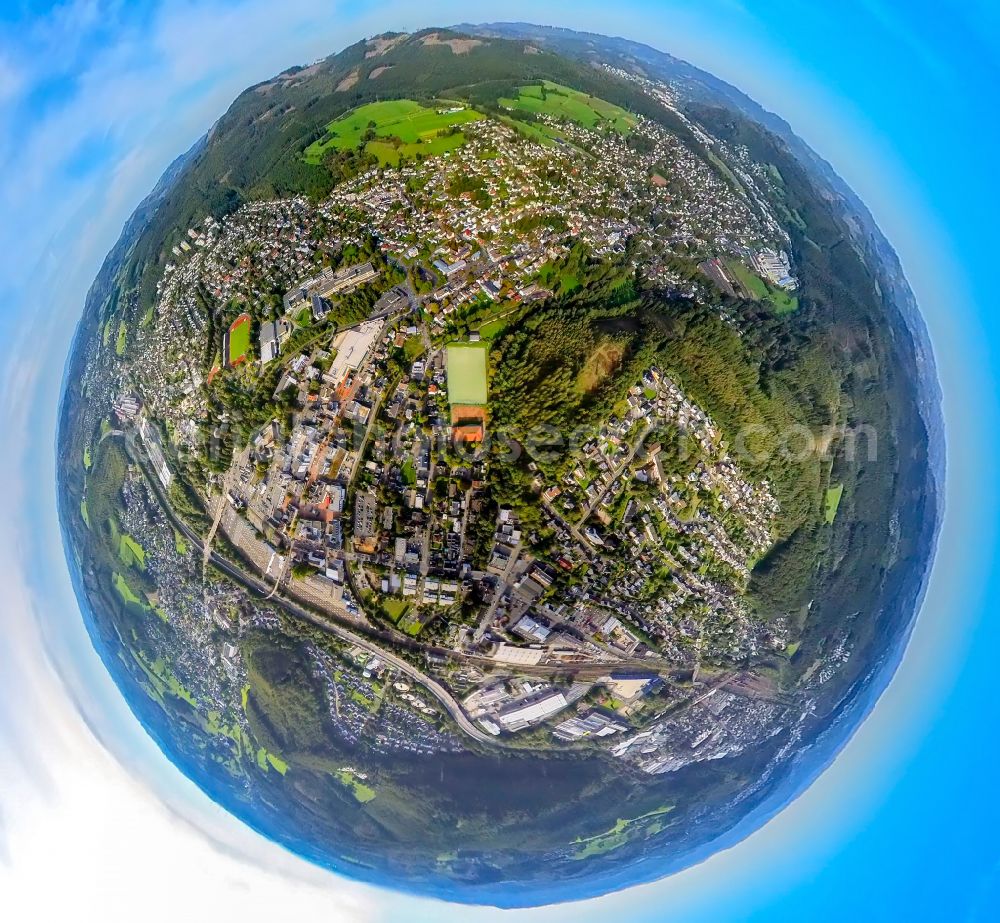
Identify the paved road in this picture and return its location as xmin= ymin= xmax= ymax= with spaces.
xmin=577 ymin=423 xmax=652 ymax=526
xmin=126 ymin=435 xmax=685 ymax=747
xmin=541 ymin=494 xmax=597 ymax=556
xmin=188 ymin=512 xmax=496 ymax=744
xmin=473 ymin=538 xmax=522 ymax=642
xmin=203 ymin=465 xmax=239 ymax=576
xmin=125 ymin=437 xmax=496 ymax=745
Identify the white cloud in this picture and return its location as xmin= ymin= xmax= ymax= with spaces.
xmin=0 ymin=54 xmax=22 ymax=102
xmin=0 ymin=218 xmax=381 ymax=923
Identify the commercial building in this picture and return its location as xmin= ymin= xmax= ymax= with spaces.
xmin=493 ymin=643 xmax=544 ymax=666
xmin=512 ymin=615 xmax=551 ymax=643
xmin=325 ymin=319 xmax=385 ymax=388
xmin=114 ymin=394 xmax=143 ymax=421
xmin=433 ymin=257 xmax=467 ymax=277
xmin=553 ymin=709 xmax=629 ymax=742
xmin=752 ymin=248 xmax=797 ymax=289
xmin=498 ymin=689 xmax=568 ymax=731
xmin=283 ymin=261 xmax=379 ymax=313
xmin=259 ymin=319 xmax=292 ymax=366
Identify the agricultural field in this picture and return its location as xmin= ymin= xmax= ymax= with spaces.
xmin=226 ymin=313 xmax=251 ymax=366
xmin=498 ymin=114 xmax=567 ymax=149
xmin=571 ymin=806 xmax=674 ymax=860
xmin=446 ymin=343 xmax=488 ymax=406
xmin=334 ymin=768 xmax=376 ymax=803
xmin=499 ymin=81 xmax=636 ymax=135
xmin=119 ymin=533 xmax=147 ymax=570
xmin=824 ymin=484 xmax=845 ymax=524
xmin=726 ymin=260 xmax=799 ymax=315
xmin=366 ymin=134 xmax=466 ymax=167
xmin=113 ymin=572 xmax=144 ymax=608
xmin=303 ymin=99 xmax=484 ymax=166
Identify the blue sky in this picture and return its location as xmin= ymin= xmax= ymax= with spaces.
xmin=0 ymin=2 xmax=998 ymax=920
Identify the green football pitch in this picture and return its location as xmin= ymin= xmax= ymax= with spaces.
xmin=446 ymin=344 xmax=488 ymax=405
xmin=228 ymin=314 xmax=251 ymax=365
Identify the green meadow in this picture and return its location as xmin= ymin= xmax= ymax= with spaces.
xmin=727 ymin=260 xmax=799 ymax=314
xmin=499 ymin=81 xmax=635 ymax=134
xmin=824 ymin=484 xmax=845 ymax=524
xmin=304 ymin=100 xmax=484 ymax=166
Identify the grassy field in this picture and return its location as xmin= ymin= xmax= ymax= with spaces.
xmin=571 ymin=805 xmax=674 ymax=860
xmin=401 ymin=458 xmax=417 ymax=486
xmin=727 ymin=260 xmax=799 ymax=314
xmin=303 ymin=99 xmax=484 ymax=166
xmin=577 ymin=340 xmax=625 ymax=394
xmin=255 ymin=747 xmax=288 ymax=775
xmin=381 ymin=597 xmax=409 ymax=621
xmin=134 ymin=651 xmax=198 ymax=707
xmin=498 ymin=114 xmax=563 ymax=147
xmin=367 ymin=134 xmax=466 ymax=167
xmin=537 ymin=260 xmax=581 ymax=295
xmin=499 ymin=114 xmax=555 ymax=145
xmin=729 ymin=260 xmax=768 ymax=299
xmin=402 ymin=336 xmax=425 ymax=361
xmin=113 ymin=572 xmax=144 ymax=607
xmin=115 ymin=321 xmax=128 ymax=356
xmin=446 ymin=343 xmax=488 ymax=405
xmin=769 ymin=288 xmax=799 ymax=315
xmin=479 ymin=316 xmax=515 ymax=340
xmin=707 ymin=149 xmax=747 ymax=198
xmin=499 ymin=81 xmax=635 ymax=135
xmin=472 ymin=304 xmax=528 ymax=341
xmin=824 ymin=484 xmax=845 ymax=524
xmin=399 ymin=614 xmax=425 ymax=636
xmin=119 ymin=533 xmax=147 ymax=570
xmin=334 ymin=768 xmax=376 ymax=803
xmin=227 ymin=313 xmax=251 ymax=365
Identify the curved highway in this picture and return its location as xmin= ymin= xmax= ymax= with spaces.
xmin=126 ymin=437 xmax=497 ymax=743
